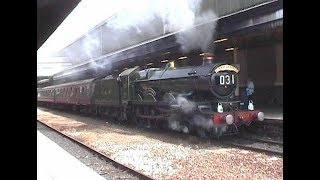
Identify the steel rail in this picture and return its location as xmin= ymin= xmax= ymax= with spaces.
xmin=37 ymin=120 xmax=154 ymax=180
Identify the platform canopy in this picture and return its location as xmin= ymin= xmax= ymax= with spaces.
xmin=37 ymin=0 xmax=125 ymax=76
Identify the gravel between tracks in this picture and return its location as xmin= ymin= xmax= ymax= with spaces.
xmin=37 ymin=108 xmax=283 ymax=179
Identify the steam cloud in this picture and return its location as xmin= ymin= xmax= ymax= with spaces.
xmin=168 ymin=95 xmax=214 ymax=136
xmin=175 ymin=10 xmax=217 ymax=53
xmin=106 ymin=0 xmax=217 ymax=53
xmin=176 ymin=95 xmax=196 ymax=114
xmin=67 ymin=0 xmax=218 ymax=68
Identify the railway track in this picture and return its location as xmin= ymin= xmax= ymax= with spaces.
xmin=248 ymin=118 xmax=283 ymax=137
xmin=38 ymin=107 xmax=283 ymax=157
xmin=37 ymin=120 xmax=154 ymax=180
xmin=239 ymin=135 xmax=283 ymax=145
xmin=134 ymin=126 xmax=284 ymax=156
xmin=221 ymin=136 xmax=283 ymax=156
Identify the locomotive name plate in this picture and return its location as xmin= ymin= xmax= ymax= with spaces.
xmin=214 ymin=65 xmax=239 ymax=73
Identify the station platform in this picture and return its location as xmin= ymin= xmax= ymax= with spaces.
xmin=37 ymin=131 xmax=105 ymax=180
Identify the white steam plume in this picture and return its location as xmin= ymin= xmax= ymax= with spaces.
xmin=106 ymin=0 xmax=217 ymax=53
xmin=168 ymin=95 xmax=214 ymax=136
xmin=175 ymin=10 xmax=217 ymax=53
xmin=83 ymin=33 xmax=100 ymax=61
xmin=176 ymin=95 xmax=196 ymax=114
xmin=82 ymin=32 xmax=107 ymax=73
xmin=73 ymin=0 xmax=217 ymax=66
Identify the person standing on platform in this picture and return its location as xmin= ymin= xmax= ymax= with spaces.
xmin=246 ymin=77 xmax=255 ymax=103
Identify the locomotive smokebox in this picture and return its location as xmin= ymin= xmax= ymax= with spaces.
xmin=202 ymin=53 xmax=214 ymax=66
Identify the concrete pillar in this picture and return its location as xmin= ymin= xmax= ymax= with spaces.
xmin=275 ymin=43 xmax=283 ymax=85
xmin=236 ymin=49 xmax=248 ymax=98
xmin=233 ymin=48 xmax=238 ymax=63
xmin=241 ymin=49 xmax=248 ymax=87
xmin=233 ymin=48 xmax=239 ymax=96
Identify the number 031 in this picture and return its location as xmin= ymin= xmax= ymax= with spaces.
xmin=219 ymin=74 xmax=235 ymax=85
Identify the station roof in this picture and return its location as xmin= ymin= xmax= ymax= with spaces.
xmin=37 ymin=0 xmax=80 ymax=49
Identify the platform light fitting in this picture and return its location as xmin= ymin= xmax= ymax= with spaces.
xmin=161 ymin=59 xmax=169 ymax=63
xmin=162 ymin=51 xmax=171 ymax=55
xmin=214 ymin=38 xmax=228 ymax=43
xmin=225 ymin=47 xmax=237 ymax=51
xmin=146 ymin=62 xmax=154 ymax=66
xmin=170 ymin=61 xmax=175 ymax=67
xmin=178 ymin=56 xmax=188 ymax=60
xmin=200 ymin=53 xmax=210 ymax=56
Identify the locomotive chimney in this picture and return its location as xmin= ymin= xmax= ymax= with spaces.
xmin=202 ymin=53 xmax=214 ymax=66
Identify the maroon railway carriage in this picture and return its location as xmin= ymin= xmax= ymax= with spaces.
xmin=37 ymin=78 xmax=95 ymax=110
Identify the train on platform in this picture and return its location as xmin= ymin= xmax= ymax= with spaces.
xmin=37 ymin=53 xmax=264 ymax=137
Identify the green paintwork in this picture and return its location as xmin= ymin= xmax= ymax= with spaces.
xmin=92 ymin=77 xmax=120 ymax=106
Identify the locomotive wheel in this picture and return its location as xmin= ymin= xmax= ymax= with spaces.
xmin=150 ymin=109 xmax=156 ymax=128
xmin=72 ymin=105 xmax=80 ymax=112
xmin=195 ymin=127 xmax=208 ymax=138
xmin=94 ymin=106 xmax=99 ymax=116
xmin=98 ymin=107 xmax=105 ymax=119
xmin=134 ymin=107 xmax=143 ymax=127
xmin=120 ymin=108 xmax=127 ymax=122
xmin=144 ymin=106 xmax=152 ymax=128
xmin=163 ymin=93 xmax=176 ymax=104
xmin=180 ymin=120 xmax=193 ymax=134
xmin=137 ymin=94 xmax=143 ymax=101
xmin=144 ymin=93 xmax=157 ymax=101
